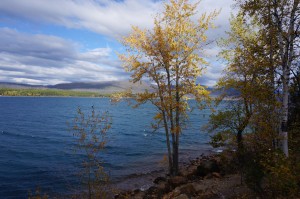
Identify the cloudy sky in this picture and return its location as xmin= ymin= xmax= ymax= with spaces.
xmin=0 ymin=0 xmax=235 ymax=86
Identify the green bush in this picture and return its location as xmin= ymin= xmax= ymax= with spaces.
xmin=261 ymin=151 xmax=299 ymax=198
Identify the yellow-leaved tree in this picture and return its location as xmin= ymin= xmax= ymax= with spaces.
xmin=236 ymin=0 xmax=300 ymax=157
xmin=118 ymin=0 xmax=218 ymax=176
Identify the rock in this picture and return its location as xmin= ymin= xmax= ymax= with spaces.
xmin=197 ymin=159 xmax=220 ymax=177
xmin=157 ymin=182 xmax=166 ymax=190
xmin=204 ymin=173 xmax=213 ymax=179
xmin=213 ymin=156 xmax=221 ymax=164
xmin=181 ymin=165 xmax=198 ymax=180
xmin=168 ymin=176 xmax=187 ymax=188
xmin=162 ymin=187 xmax=181 ymax=199
xmin=179 ymin=183 xmax=196 ymax=197
xmin=192 ymin=182 xmax=208 ymax=193
xmin=174 ymin=194 xmax=189 ymax=199
xmin=154 ymin=176 xmax=167 ymax=184
xmin=132 ymin=192 xmax=145 ymax=199
xmin=144 ymin=183 xmax=169 ymax=199
xmin=144 ymin=187 xmax=159 ymax=199
xmin=172 ymin=187 xmax=182 ymax=197
xmin=114 ymin=192 xmax=131 ymax=199
xmin=212 ymin=172 xmax=222 ymax=178
xmin=157 ymin=181 xmax=171 ymax=194
xmin=133 ymin=189 xmax=140 ymax=194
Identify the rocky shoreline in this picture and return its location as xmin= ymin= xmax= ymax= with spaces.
xmin=112 ymin=148 xmax=213 ymax=192
xmin=114 ymin=154 xmax=252 ymax=199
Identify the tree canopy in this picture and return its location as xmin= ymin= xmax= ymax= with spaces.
xmin=118 ymin=0 xmax=218 ymax=175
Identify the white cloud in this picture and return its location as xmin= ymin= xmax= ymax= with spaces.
xmin=0 ymin=0 xmax=161 ymax=38
xmin=0 ymin=0 xmax=234 ymax=38
xmin=79 ymin=48 xmax=112 ymax=62
xmin=0 ymin=28 xmax=127 ymax=85
xmin=0 ymin=0 xmax=236 ymax=86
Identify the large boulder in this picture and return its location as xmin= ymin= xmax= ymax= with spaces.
xmin=153 ymin=176 xmax=167 ymax=184
xmin=191 ymin=182 xmax=209 ymax=194
xmin=179 ymin=183 xmax=196 ymax=197
xmin=180 ymin=165 xmax=198 ymax=180
xmin=212 ymin=172 xmax=222 ymax=178
xmin=144 ymin=186 xmax=164 ymax=199
xmin=197 ymin=159 xmax=220 ymax=177
xmin=168 ymin=176 xmax=188 ymax=188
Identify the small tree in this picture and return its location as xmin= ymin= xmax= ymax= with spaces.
xmin=118 ymin=0 xmax=218 ymax=176
xmin=70 ymin=106 xmax=111 ymax=199
xmin=208 ymin=13 xmax=279 ymax=186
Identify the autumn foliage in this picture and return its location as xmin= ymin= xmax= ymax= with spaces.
xmin=208 ymin=0 xmax=300 ymax=197
xmin=118 ymin=0 xmax=218 ymax=176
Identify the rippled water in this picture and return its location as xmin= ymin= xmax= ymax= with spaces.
xmin=0 ymin=97 xmax=213 ymax=198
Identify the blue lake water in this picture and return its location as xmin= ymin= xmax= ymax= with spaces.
xmin=0 ymin=97 xmax=213 ymax=198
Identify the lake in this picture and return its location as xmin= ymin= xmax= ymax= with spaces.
xmin=0 ymin=97 xmax=213 ymax=198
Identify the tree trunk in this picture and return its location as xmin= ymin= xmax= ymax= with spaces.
xmin=281 ymin=73 xmax=289 ymax=157
xmin=162 ymin=110 xmax=173 ymax=174
xmin=172 ymin=63 xmax=180 ymax=176
xmin=165 ymin=66 xmax=177 ymax=175
xmin=273 ymin=1 xmax=286 ymax=157
xmin=237 ymin=130 xmax=244 ymax=184
xmin=275 ymin=0 xmax=299 ymax=157
xmin=156 ymin=78 xmax=173 ymax=174
xmin=172 ymin=141 xmax=178 ymax=176
xmin=237 ymin=130 xmax=244 ymax=154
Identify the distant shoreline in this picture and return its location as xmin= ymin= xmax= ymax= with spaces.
xmin=0 ymin=95 xmax=239 ymax=101
xmin=0 ymin=87 xmax=112 ymax=98
xmin=0 ymin=95 xmax=110 ymax=98
xmin=0 ymin=88 xmax=239 ymax=100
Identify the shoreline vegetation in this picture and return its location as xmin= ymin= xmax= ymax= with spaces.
xmin=0 ymin=88 xmax=111 ymax=97
xmin=114 ymin=152 xmax=252 ymax=199
xmin=0 ymin=87 xmax=240 ymax=100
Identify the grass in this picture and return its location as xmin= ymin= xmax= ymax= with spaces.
xmin=0 ymin=88 xmax=111 ymax=97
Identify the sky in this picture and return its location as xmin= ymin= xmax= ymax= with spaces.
xmin=0 ymin=0 xmax=236 ymax=86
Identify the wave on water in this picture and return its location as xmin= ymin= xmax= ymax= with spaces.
xmin=1 ymin=130 xmax=53 ymax=141
xmin=0 ymin=97 xmax=212 ymax=198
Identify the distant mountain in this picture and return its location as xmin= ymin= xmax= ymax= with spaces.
xmin=0 ymin=81 xmax=152 ymax=94
xmin=48 ymin=81 xmax=152 ymax=94
xmin=0 ymin=82 xmax=45 ymax=89
xmin=0 ymin=81 xmax=238 ymax=96
xmin=48 ymin=82 xmax=117 ymax=90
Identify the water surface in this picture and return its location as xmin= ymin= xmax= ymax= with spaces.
xmin=0 ymin=97 xmax=212 ymax=198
